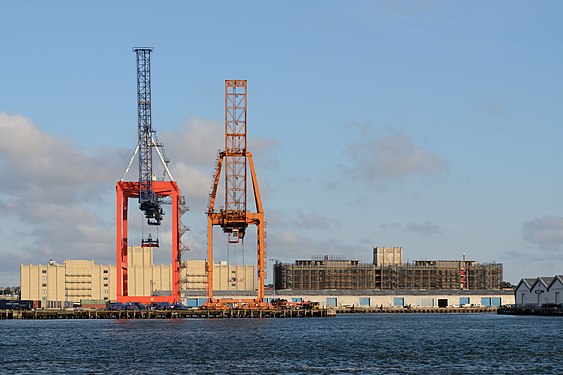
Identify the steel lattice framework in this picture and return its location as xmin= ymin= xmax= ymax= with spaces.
xmin=134 ymin=47 xmax=163 ymax=225
xmin=224 ymin=80 xmax=248 ymax=236
xmin=207 ymin=80 xmax=266 ymax=307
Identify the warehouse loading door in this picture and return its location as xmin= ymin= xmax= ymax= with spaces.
xmin=418 ymin=298 xmax=434 ymax=307
xmin=326 ymin=298 xmax=338 ymax=307
xmin=393 ymin=297 xmax=404 ymax=307
xmin=481 ymin=297 xmax=492 ymax=307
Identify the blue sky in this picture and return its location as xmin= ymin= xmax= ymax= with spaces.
xmin=1 ymin=1 xmax=563 ymax=286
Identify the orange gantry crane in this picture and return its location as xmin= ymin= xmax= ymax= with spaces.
xmin=206 ymin=80 xmax=267 ymax=307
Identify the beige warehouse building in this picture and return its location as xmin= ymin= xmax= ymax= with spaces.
xmin=20 ymin=246 xmax=256 ymax=307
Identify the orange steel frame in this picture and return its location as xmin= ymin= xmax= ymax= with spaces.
xmin=207 ymin=80 xmax=266 ymax=307
xmin=116 ymin=180 xmax=181 ymax=304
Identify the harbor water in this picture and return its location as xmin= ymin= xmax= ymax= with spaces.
xmin=1 ymin=313 xmax=562 ymax=374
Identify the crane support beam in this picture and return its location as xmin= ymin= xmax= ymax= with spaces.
xmin=116 ymin=181 xmax=181 ymax=304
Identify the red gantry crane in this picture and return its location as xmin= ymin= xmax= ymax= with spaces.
xmin=116 ymin=47 xmax=185 ymax=305
xmin=207 ymin=80 xmax=267 ymax=307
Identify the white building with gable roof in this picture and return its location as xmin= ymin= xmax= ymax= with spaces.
xmin=515 ymin=275 xmax=563 ymax=307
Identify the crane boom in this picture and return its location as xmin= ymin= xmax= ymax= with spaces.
xmin=133 ymin=47 xmax=163 ymax=225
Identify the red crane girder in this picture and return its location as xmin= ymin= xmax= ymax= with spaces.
xmin=116 ymin=180 xmax=181 ymax=304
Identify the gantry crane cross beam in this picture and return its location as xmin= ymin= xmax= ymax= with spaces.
xmin=116 ymin=181 xmax=181 ymax=304
xmin=206 ymin=80 xmax=267 ymax=307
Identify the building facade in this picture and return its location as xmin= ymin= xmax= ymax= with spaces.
xmin=515 ymin=275 xmax=563 ymax=307
xmin=274 ymin=249 xmax=503 ymax=291
xmin=373 ymin=247 xmax=403 ymax=266
xmin=20 ymin=260 xmax=115 ymax=307
xmin=185 ymin=289 xmax=514 ymax=309
xmin=20 ymin=246 xmax=256 ymax=306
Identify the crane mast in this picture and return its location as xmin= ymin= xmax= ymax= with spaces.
xmin=134 ymin=47 xmax=163 ymax=226
xmin=224 ymin=80 xmax=248 ymax=241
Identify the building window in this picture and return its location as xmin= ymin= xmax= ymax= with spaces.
xmin=42 ymin=270 xmax=47 ymax=274
xmin=231 ymin=270 xmax=236 ymax=274
xmin=103 ymin=277 xmax=108 ymax=281
xmin=103 ymin=270 xmax=108 ymax=274
xmin=42 ymin=283 xmax=47 ymax=287
xmin=104 ymin=289 xmax=108 ymax=294
xmin=42 ymin=276 xmax=47 ymax=281
xmin=231 ymin=283 xmax=236 ymax=287
xmin=42 ymin=289 xmax=47 ymax=294
xmin=103 ymin=284 xmax=108 ymax=287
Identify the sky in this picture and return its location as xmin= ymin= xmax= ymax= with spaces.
xmin=1 ymin=1 xmax=563 ymax=286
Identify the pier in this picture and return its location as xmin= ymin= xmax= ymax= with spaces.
xmin=497 ymin=306 xmax=563 ymax=316
xmin=334 ymin=306 xmax=497 ymax=314
xmin=0 ymin=308 xmax=336 ymax=320
xmin=0 ymin=306 xmax=501 ymax=320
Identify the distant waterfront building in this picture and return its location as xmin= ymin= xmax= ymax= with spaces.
xmin=373 ymin=246 xmax=403 ymax=266
xmin=515 ymin=275 xmax=563 ymax=307
xmin=20 ymin=260 xmax=115 ymax=308
xmin=274 ymin=248 xmax=503 ymax=291
xmin=20 ymin=246 xmax=255 ymax=307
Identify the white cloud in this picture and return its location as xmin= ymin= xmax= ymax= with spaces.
xmin=406 ymin=220 xmax=441 ymax=235
xmin=380 ymin=222 xmax=400 ymax=230
xmin=0 ymin=113 xmax=124 ymax=283
xmin=249 ymin=137 xmax=280 ymax=169
xmin=161 ymin=117 xmax=223 ymax=167
xmin=292 ymin=210 xmax=341 ymax=230
xmin=476 ymin=101 xmax=508 ymax=117
xmin=380 ymin=220 xmax=440 ymax=235
xmin=345 ymin=129 xmax=447 ymax=187
xmin=523 ymin=215 xmax=563 ymax=251
xmin=266 ymin=230 xmax=367 ymax=264
xmin=0 ymin=113 xmax=121 ymax=198
xmin=0 ymin=113 xmax=280 ymax=284
xmin=161 ymin=117 xmax=279 ymax=212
